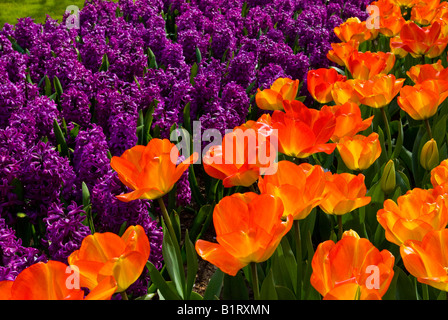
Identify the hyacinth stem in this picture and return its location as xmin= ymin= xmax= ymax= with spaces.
xmin=250 ymin=262 xmax=260 ymax=300
xmin=424 ymin=119 xmax=433 ymax=139
xmin=157 ymin=197 xmax=178 ymax=243
xmin=294 ymin=220 xmax=302 ymax=300
xmin=380 ymin=107 xmax=392 ymax=159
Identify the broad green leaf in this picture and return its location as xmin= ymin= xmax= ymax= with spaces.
xmin=260 ymin=269 xmax=278 ymax=300
xmin=146 ymin=261 xmax=181 ymax=300
xmin=161 ymin=219 xmax=186 ymax=299
xmin=203 ymin=268 xmax=224 ymax=300
xmin=185 ymin=230 xmax=199 ymax=299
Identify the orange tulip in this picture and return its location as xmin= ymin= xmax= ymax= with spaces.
xmin=68 ymin=225 xmax=151 ymax=293
xmin=337 ymin=132 xmax=382 ymax=171
xmin=270 ymin=100 xmax=336 ymax=158
xmin=334 ymin=17 xmax=379 ymax=43
xmin=328 ymin=102 xmax=374 ymax=142
xmin=392 ymin=0 xmax=417 ymax=7
xmin=327 ymin=40 xmax=359 ymax=67
xmin=371 ymin=0 xmax=406 ymax=37
xmin=397 ymin=79 xmax=448 ymax=120
xmin=354 ymin=74 xmax=405 ymax=108
xmin=410 ymin=0 xmax=440 ymax=25
xmin=406 ymin=60 xmax=448 ymax=83
xmin=255 ymin=77 xmax=300 ymax=111
xmin=346 ymin=51 xmax=395 ymax=80
xmin=110 ymin=138 xmax=198 ymax=202
xmin=203 ymin=122 xmax=277 ymax=187
xmin=390 ymin=21 xmax=448 ymax=58
xmin=331 ymin=79 xmax=362 ymax=106
xmin=195 ymin=192 xmax=293 ymax=276
xmin=377 ymin=188 xmax=448 ymax=246
xmin=311 ymin=230 xmax=395 ymax=300
xmin=258 ymin=160 xmax=326 ymax=220
xmin=401 ymin=229 xmax=448 ymax=291
xmin=307 ymin=68 xmax=346 ymax=104
xmin=0 ymin=261 xmax=117 ymax=300
xmin=431 ymin=159 xmax=448 ymax=195
xmin=319 ymin=172 xmax=371 ymax=215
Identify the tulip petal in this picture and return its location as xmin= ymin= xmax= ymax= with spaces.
xmin=195 ymin=240 xmax=246 ymax=276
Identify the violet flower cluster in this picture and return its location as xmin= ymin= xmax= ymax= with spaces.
xmin=0 ymin=0 xmax=369 ymax=295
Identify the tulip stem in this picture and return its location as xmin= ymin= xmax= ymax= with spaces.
xmin=380 ymin=107 xmax=392 ymax=159
xmin=157 ymin=197 xmax=178 ymax=243
xmin=250 ymin=262 xmax=260 ymax=300
xmin=424 ymin=119 xmax=433 ymax=139
xmin=337 ymin=215 xmax=343 ymax=240
xmin=120 ymin=291 xmax=129 ymax=300
xmin=294 ymin=220 xmax=302 ymax=300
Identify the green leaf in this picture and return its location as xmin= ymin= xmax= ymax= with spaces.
xmin=147 ymin=47 xmax=158 ymax=69
xmin=275 ymin=286 xmax=297 ymax=300
xmin=161 ymin=219 xmax=186 ymax=299
xmin=44 ymin=75 xmax=52 ymax=96
xmin=260 ymin=269 xmax=278 ymax=300
xmin=190 ymin=62 xmax=198 ymax=86
xmin=53 ymin=119 xmax=69 ymax=158
xmin=99 ymin=53 xmax=109 ymax=72
xmin=189 ymin=204 xmax=213 ymax=242
xmin=203 ymin=268 xmax=224 ymax=300
xmin=146 ymin=261 xmax=181 ymax=300
xmin=392 ymin=119 xmax=404 ymax=159
xmin=185 ymin=230 xmax=199 ymax=299
xmin=222 ymin=271 xmax=249 ymax=300
xmin=196 ymin=46 xmax=202 ymax=64
xmin=53 ymin=76 xmax=63 ymax=97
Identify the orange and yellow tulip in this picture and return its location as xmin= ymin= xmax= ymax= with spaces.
xmin=371 ymin=0 xmax=405 ymax=37
xmin=331 ymin=79 xmax=363 ymax=105
xmin=410 ymin=0 xmax=440 ymax=25
xmin=337 ymin=132 xmax=382 ymax=171
xmin=334 ymin=17 xmax=379 ymax=43
xmin=346 ymin=51 xmax=395 ymax=80
xmin=311 ymin=230 xmax=395 ymax=300
xmin=327 ymin=40 xmax=359 ymax=67
xmin=431 ymin=159 xmax=448 ymax=195
xmin=195 ymin=193 xmax=293 ymax=276
xmin=390 ymin=21 xmax=448 ymax=58
xmin=377 ymin=188 xmax=448 ymax=246
xmin=0 ymin=261 xmax=117 ymax=300
xmin=255 ymin=77 xmax=300 ymax=111
xmin=354 ymin=74 xmax=405 ymax=108
xmin=392 ymin=0 xmax=417 ymax=7
xmin=406 ymin=60 xmax=448 ymax=84
xmin=258 ymin=160 xmax=326 ymax=220
xmin=68 ymin=225 xmax=150 ymax=293
xmin=397 ymin=79 xmax=448 ymax=120
xmin=270 ymin=100 xmax=336 ymax=158
xmin=401 ymin=229 xmax=448 ymax=291
xmin=110 ymin=138 xmax=198 ymax=202
xmin=328 ymin=102 xmax=374 ymax=142
xmin=319 ymin=172 xmax=371 ymax=215
xmin=307 ymin=68 xmax=346 ymax=104
xmin=203 ymin=122 xmax=276 ymax=187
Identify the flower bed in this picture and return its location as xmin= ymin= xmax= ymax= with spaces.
xmin=1 ymin=0 xmax=448 ymax=301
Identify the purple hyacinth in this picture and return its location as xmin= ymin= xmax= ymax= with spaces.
xmin=91 ymin=170 xmax=163 ymax=272
xmin=72 ymin=124 xmax=110 ymax=198
xmin=0 ymin=217 xmax=47 ymax=281
xmin=60 ymin=87 xmax=92 ymax=127
xmin=21 ymin=141 xmax=76 ymax=222
xmin=42 ymin=201 xmax=91 ymax=263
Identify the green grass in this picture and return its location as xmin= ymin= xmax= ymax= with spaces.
xmin=0 ymin=0 xmax=86 ymax=27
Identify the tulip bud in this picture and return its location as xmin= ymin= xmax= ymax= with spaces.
xmin=380 ymin=160 xmax=396 ymax=194
xmin=420 ymin=139 xmax=439 ymax=171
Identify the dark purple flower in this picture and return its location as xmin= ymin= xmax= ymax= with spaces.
xmin=0 ymin=217 xmax=47 ymax=281
xmin=42 ymin=201 xmax=91 ymax=263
